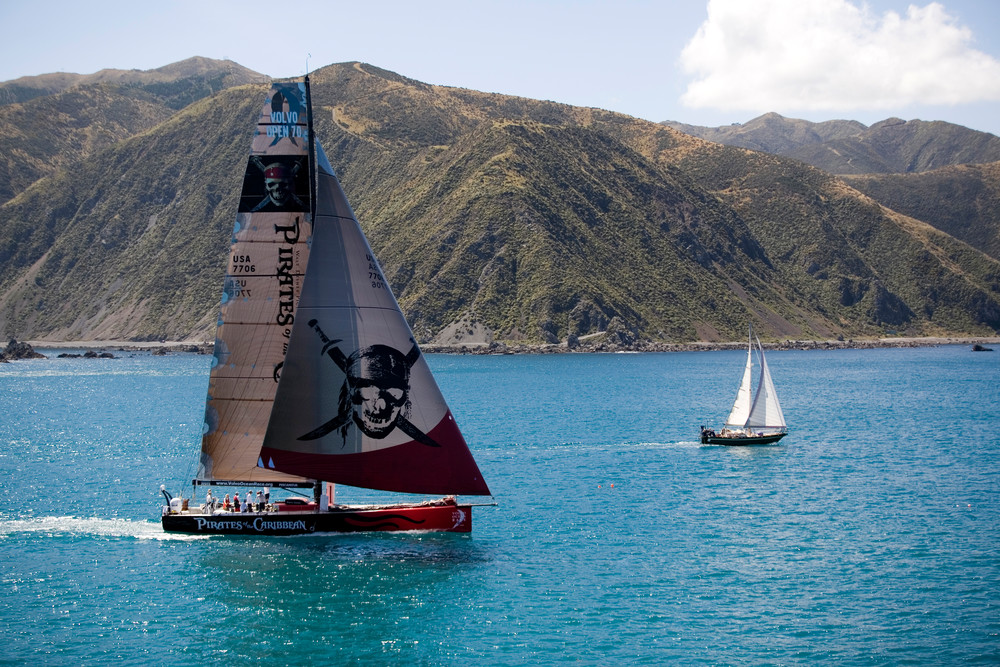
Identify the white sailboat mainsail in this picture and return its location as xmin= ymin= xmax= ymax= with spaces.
xmin=724 ymin=339 xmax=754 ymax=428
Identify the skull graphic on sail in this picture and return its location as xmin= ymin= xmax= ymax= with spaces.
xmin=298 ymin=320 xmax=442 ymax=448
xmin=248 ymin=157 xmax=306 ymax=211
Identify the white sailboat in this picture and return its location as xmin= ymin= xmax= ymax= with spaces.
xmin=161 ymin=77 xmax=492 ymax=534
xmin=701 ymin=325 xmax=788 ymax=445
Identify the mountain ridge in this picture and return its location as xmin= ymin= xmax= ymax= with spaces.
xmin=0 ymin=57 xmax=267 ymax=207
xmin=0 ymin=56 xmax=264 ymax=105
xmin=663 ymin=112 xmax=1000 ymax=174
xmin=1 ymin=61 xmax=998 ymax=345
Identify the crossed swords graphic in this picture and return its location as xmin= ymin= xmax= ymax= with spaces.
xmin=296 ymin=319 xmax=442 ymax=448
xmin=248 ymin=156 xmax=306 ymax=212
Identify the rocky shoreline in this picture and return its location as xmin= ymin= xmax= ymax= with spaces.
xmin=13 ymin=336 xmax=999 ymax=359
xmin=421 ymin=336 xmax=1000 ymax=355
xmin=1 ymin=339 xmax=47 ymax=362
xmin=3 ymin=339 xmax=213 ymax=362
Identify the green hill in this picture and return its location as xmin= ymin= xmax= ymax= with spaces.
xmin=1 ymin=62 xmax=998 ymax=345
xmin=844 ymin=162 xmax=1000 ymax=263
xmin=0 ymin=57 xmax=265 ymax=205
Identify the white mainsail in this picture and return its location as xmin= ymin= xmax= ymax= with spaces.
xmin=724 ymin=342 xmax=754 ymax=428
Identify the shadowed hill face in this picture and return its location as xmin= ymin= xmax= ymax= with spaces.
xmin=1 ymin=62 xmax=998 ymax=344
xmin=361 ymin=120 xmax=779 ymax=343
xmin=0 ymin=85 xmax=265 ymax=341
xmin=844 ymin=162 xmax=1000 ymax=263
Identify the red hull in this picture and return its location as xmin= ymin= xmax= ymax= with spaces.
xmin=162 ymin=502 xmax=472 ymax=535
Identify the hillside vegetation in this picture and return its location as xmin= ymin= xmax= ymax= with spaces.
xmin=0 ymin=56 xmax=263 ymax=108
xmin=0 ymin=57 xmax=265 ymax=206
xmin=665 ymin=113 xmax=1000 ymax=175
xmin=844 ymin=162 xmax=1000 ymax=263
xmin=1 ymin=61 xmax=998 ymax=345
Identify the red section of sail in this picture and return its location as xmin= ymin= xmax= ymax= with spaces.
xmin=259 ymin=411 xmax=491 ymax=496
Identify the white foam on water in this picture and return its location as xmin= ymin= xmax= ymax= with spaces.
xmin=0 ymin=515 xmax=207 ymax=541
xmin=636 ymin=440 xmax=703 ymax=449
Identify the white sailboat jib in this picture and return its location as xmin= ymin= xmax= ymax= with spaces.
xmin=724 ymin=330 xmax=754 ymax=428
xmin=746 ymin=338 xmax=787 ymax=430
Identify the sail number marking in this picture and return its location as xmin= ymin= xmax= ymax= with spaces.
xmin=232 ymin=254 xmax=256 ymax=273
xmin=367 ymin=255 xmax=385 ymax=290
xmin=229 ymin=278 xmax=251 ymax=299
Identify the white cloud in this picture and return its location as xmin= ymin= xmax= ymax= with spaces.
xmin=680 ymin=0 xmax=1000 ymax=112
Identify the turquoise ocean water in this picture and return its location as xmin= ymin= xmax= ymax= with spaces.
xmin=1 ymin=345 xmax=998 ymax=664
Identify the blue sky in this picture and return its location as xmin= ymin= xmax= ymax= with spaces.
xmin=3 ymin=0 xmax=999 ymax=135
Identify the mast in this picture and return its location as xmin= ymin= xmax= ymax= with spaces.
xmin=303 ymin=75 xmax=324 ymax=505
xmin=305 ymin=75 xmax=318 ymax=228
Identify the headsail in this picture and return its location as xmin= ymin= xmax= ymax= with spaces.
xmin=746 ymin=336 xmax=786 ymax=429
xmin=258 ymin=82 xmax=490 ymax=497
xmin=197 ymin=82 xmax=314 ymax=486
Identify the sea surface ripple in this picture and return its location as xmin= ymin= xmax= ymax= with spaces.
xmin=0 ymin=346 xmax=997 ymax=664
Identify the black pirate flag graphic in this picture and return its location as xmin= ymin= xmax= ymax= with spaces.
xmin=238 ymin=155 xmax=310 ymax=213
xmin=298 ymin=320 xmax=442 ymax=448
